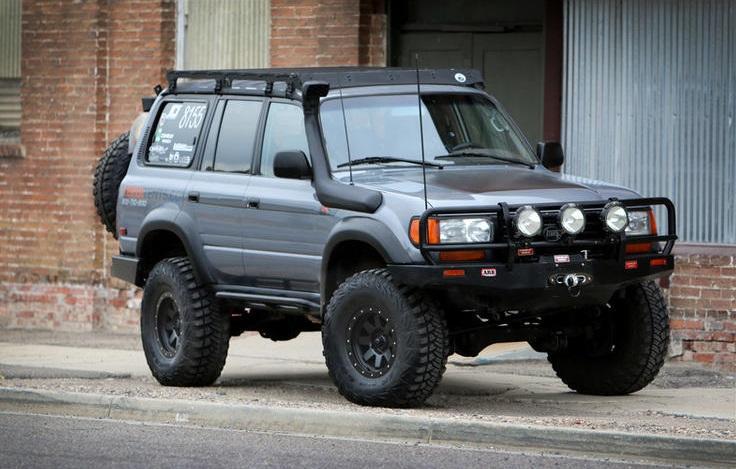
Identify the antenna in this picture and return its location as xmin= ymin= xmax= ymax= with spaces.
xmin=415 ymin=54 xmax=428 ymax=210
xmin=337 ymin=79 xmax=354 ymax=185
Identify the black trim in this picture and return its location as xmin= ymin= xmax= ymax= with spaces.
xmin=111 ymin=255 xmax=139 ymax=284
xmin=214 ymin=285 xmax=321 ymax=313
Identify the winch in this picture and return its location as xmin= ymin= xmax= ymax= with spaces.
xmin=548 ymin=273 xmax=593 ymax=297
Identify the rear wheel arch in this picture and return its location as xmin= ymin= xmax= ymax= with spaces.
xmin=136 ymin=221 xmax=213 ymax=286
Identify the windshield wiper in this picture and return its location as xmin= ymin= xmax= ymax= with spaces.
xmin=435 ymin=149 xmax=535 ymax=169
xmin=337 ymin=156 xmax=444 ymax=169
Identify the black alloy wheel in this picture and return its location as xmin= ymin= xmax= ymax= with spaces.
xmin=347 ymin=307 xmax=397 ymax=378
xmin=155 ymin=292 xmax=181 ymax=358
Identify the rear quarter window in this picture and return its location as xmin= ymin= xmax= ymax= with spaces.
xmin=146 ymin=101 xmax=207 ymax=167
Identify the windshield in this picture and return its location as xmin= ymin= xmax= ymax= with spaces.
xmin=320 ymin=93 xmax=537 ymax=171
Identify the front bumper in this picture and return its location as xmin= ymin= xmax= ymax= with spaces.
xmin=388 ymin=254 xmax=674 ymax=312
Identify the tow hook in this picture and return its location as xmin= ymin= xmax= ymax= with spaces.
xmin=548 ymin=273 xmax=592 ymax=297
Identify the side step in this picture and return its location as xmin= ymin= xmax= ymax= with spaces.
xmin=214 ymin=286 xmax=321 ymax=313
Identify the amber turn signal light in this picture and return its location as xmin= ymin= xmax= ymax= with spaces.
xmin=439 ymin=250 xmax=485 ymax=262
xmin=409 ymin=218 xmax=440 ymax=245
xmin=442 ymin=269 xmax=465 ymax=278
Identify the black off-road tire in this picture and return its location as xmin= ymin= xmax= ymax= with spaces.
xmin=141 ymin=257 xmax=230 ymax=386
xmin=548 ymin=281 xmax=669 ymax=395
xmin=322 ymin=268 xmax=449 ymax=407
xmin=93 ymin=131 xmax=131 ymax=238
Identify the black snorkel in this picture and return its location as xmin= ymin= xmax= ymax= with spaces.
xmin=302 ymin=81 xmax=382 ymax=213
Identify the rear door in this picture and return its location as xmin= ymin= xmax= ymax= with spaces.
xmin=241 ymin=100 xmax=336 ymax=293
xmin=184 ymin=97 xmax=264 ymax=284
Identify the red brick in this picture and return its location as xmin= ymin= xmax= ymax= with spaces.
xmin=693 ymin=352 xmax=715 ymax=364
xmin=670 ymin=319 xmax=704 ymax=330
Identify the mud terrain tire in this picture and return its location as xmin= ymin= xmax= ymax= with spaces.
xmin=93 ymin=132 xmax=131 ymax=238
xmin=322 ymin=268 xmax=449 ymax=407
xmin=548 ymin=281 xmax=669 ymax=395
xmin=141 ymin=257 xmax=230 ymax=387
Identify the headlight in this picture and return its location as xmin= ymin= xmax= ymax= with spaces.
xmin=439 ymin=218 xmax=493 ymax=243
xmin=601 ymin=202 xmax=628 ymax=232
xmin=515 ymin=206 xmax=543 ymax=237
xmin=559 ymin=203 xmax=586 ymax=235
xmin=626 ymin=210 xmax=652 ymax=236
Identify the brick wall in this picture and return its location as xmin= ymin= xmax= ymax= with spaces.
xmin=0 ymin=0 xmax=174 ymax=331
xmin=271 ymin=0 xmax=386 ymax=67
xmin=666 ymin=245 xmax=736 ymax=371
xmin=0 ymin=282 xmax=140 ymax=332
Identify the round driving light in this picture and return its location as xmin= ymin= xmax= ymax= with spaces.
xmin=515 ymin=205 xmax=543 ymax=237
xmin=559 ymin=203 xmax=586 ymax=235
xmin=602 ymin=202 xmax=629 ymax=232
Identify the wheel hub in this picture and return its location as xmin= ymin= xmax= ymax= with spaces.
xmin=155 ymin=293 xmax=181 ymax=358
xmin=347 ymin=307 xmax=396 ymax=379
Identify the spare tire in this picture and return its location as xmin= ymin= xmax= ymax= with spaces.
xmin=93 ymin=132 xmax=132 ymax=238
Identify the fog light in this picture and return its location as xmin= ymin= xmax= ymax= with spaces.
xmin=601 ymin=202 xmax=628 ymax=232
xmin=559 ymin=203 xmax=586 ymax=235
xmin=515 ymin=206 xmax=542 ymax=237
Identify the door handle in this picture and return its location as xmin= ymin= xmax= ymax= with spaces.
xmin=246 ymin=198 xmax=260 ymax=209
xmin=188 ymin=191 xmax=200 ymax=202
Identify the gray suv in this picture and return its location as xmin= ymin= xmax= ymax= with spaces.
xmin=94 ymin=68 xmax=677 ymax=407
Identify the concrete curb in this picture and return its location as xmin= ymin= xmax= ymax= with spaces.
xmin=0 ymin=387 xmax=734 ymax=466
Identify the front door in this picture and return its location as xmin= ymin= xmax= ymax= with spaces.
xmin=242 ymin=101 xmax=336 ymax=293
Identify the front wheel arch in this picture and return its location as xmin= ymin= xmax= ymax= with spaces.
xmin=321 ymin=218 xmax=413 ymax=305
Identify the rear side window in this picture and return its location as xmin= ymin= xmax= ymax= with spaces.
xmin=213 ymin=100 xmax=262 ymax=173
xmin=147 ymin=101 xmax=207 ymax=167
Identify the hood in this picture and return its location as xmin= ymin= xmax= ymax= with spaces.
xmin=336 ymin=165 xmax=640 ymax=207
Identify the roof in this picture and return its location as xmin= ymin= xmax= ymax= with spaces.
xmin=165 ymin=67 xmax=485 ymax=97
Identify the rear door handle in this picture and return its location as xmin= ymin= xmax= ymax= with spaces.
xmin=188 ymin=191 xmax=200 ymax=202
xmin=246 ymin=198 xmax=260 ymax=209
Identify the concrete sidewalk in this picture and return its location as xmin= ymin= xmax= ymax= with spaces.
xmin=0 ymin=330 xmax=734 ymax=443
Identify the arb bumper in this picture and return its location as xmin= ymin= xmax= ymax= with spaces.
xmin=388 ymin=255 xmax=674 ymax=312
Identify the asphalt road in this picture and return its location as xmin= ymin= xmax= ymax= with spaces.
xmin=0 ymin=412 xmax=661 ymax=469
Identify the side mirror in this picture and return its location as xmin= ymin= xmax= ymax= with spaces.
xmin=273 ymin=151 xmax=312 ymax=180
xmin=537 ymin=141 xmax=565 ymax=172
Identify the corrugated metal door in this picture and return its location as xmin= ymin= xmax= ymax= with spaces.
xmin=0 ymin=0 xmax=21 ymax=130
xmin=178 ymin=0 xmax=270 ymax=69
xmin=562 ymin=0 xmax=736 ymax=244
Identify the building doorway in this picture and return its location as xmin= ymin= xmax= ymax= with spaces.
xmin=390 ymin=0 xmax=551 ymax=144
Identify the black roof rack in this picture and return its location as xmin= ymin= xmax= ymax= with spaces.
xmin=165 ymin=67 xmax=484 ymax=98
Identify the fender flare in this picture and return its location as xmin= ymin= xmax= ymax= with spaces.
xmin=321 ymin=217 xmax=412 ymax=298
xmin=136 ymin=207 xmax=214 ymax=285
